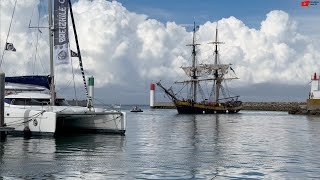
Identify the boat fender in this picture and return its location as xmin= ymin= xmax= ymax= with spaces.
xmin=23 ymin=126 xmax=32 ymax=137
xmin=33 ymin=119 xmax=38 ymax=126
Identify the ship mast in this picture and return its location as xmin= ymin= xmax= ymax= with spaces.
xmin=186 ymin=22 xmax=200 ymax=102
xmin=209 ymin=26 xmax=223 ymax=103
xmin=214 ymin=27 xmax=219 ymax=103
xmin=48 ymin=0 xmax=55 ymax=106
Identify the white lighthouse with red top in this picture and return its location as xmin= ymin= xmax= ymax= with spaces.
xmin=307 ymin=72 xmax=320 ymax=111
xmin=150 ymin=83 xmax=155 ymax=107
xmin=310 ymin=72 xmax=320 ymax=99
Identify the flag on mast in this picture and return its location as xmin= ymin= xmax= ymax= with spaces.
xmin=54 ymin=0 xmax=70 ymax=65
xmin=70 ymin=50 xmax=79 ymax=57
xmin=5 ymin=42 xmax=16 ymax=51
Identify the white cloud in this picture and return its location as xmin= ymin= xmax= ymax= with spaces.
xmin=1 ymin=0 xmax=319 ymax=101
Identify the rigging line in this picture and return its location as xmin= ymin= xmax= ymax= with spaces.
xmin=227 ymin=87 xmax=240 ymax=97
xmin=37 ymin=48 xmax=48 ymax=74
xmin=209 ymin=83 xmax=215 ymax=101
xmin=188 ymin=84 xmax=192 ymax=99
xmin=55 ymin=62 xmax=81 ymax=93
xmin=71 ymin=57 xmax=78 ymax=104
xmin=176 ymin=83 xmax=188 ymax=95
xmin=33 ymin=7 xmax=41 ymax=75
xmin=28 ymin=0 xmax=37 ymax=28
xmin=93 ymin=97 xmax=109 ymax=109
xmin=0 ymin=0 xmax=18 ymax=67
xmin=55 ymin=76 xmax=73 ymax=93
xmin=205 ymin=80 xmax=210 ymax=100
xmin=223 ymin=81 xmax=231 ymax=97
xmin=198 ymin=83 xmax=206 ymax=101
xmin=69 ymin=0 xmax=88 ymax=97
xmin=5 ymin=110 xmax=46 ymax=126
xmin=220 ymin=85 xmax=228 ymax=99
xmin=37 ymin=2 xmax=48 ymax=74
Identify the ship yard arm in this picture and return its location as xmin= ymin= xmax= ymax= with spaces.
xmin=175 ymin=77 xmax=239 ymax=84
xmin=156 ymin=81 xmax=178 ymax=101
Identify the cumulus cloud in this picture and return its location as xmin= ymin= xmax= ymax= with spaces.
xmin=1 ymin=0 xmax=319 ymax=102
xmin=195 ymin=10 xmax=319 ymax=86
xmin=0 ymin=0 xmax=44 ymax=75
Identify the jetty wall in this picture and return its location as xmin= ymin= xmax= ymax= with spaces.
xmin=66 ymin=100 xmax=305 ymax=111
xmin=152 ymin=102 xmax=306 ymax=111
xmin=242 ymin=102 xmax=306 ymax=111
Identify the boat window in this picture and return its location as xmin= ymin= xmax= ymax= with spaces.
xmin=11 ymin=99 xmax=27 ymax=105
xmin=4 ymin=98 xmax=69 ymax=106
xmin=4 ymin=98 xmax=11 ymax=104
xmin=31 ymin=99 xmax=50 ymax=105
xmin=55 ymin=99 xmax=69 ymax=106
xmin=7 ymin=98 xmax=50 ymax=106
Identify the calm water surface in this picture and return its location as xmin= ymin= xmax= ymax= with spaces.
xmin=1 ymin=107 xmax=320 ymax=179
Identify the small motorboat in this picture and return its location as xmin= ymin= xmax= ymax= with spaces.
xmin=131 ymin=106 xmax=143 ymax=112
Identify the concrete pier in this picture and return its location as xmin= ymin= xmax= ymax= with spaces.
xmin=152 ymin=102 xmax=175 ymax=109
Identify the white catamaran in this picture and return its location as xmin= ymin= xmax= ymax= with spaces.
xmin=2 ymin=0 xmax=126 ymax=135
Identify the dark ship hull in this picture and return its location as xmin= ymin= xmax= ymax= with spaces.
xmin=174 ymin=100 xmax=242 ymax=114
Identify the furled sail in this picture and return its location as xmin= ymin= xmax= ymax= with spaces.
xmin=181 ymin=64 xmax=230 ymax=77
xmin=5 ymin=75 xmax=51 ymax=89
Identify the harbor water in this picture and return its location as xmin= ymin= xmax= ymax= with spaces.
xmin=1 ymin=107 xmax=320 ymax=179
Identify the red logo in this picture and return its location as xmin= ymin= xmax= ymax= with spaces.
xmin=301 ymin=0 xmax=310 ymax=6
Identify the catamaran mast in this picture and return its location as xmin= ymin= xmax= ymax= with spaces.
xmin=48 ymin=0 xmax=55 ymax=106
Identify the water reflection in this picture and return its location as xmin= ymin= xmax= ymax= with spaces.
xmin=52 ymin=134 xmax=126 ymax=179
xmin=0 ymin=134 xmax=126 ymax=179
xmin=127 ymin=112 xmax=235 ymax=179
xmin=55 ymin=134 xmax=125 ymax=153
xmin=0 ymin=136 xmax=57 ymax=179
xmin=0 ymin=139 xmax=4 ymax=165
xmin=1 ymin=110 xmax=320 ymax=179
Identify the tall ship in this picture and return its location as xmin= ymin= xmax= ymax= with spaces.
xmin=157 ymin=23 xmax=242 ymax=114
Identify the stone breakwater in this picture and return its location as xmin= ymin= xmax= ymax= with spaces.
xmin=242 ymin=102 xmax=306 ymax=111
xmin=152 ymin=102 xmax=306 ymax=111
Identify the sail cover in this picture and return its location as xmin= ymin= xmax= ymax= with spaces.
xmin=54 ymin=0 xmax=70 ymax=65
xmin=181 ymin=64 xmax=230 ymax=77
xmin=5 ymin=75 xmax=51 ymax=89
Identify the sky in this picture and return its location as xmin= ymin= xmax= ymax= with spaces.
xmin=0 ymin=0 xmax=319 ymax=104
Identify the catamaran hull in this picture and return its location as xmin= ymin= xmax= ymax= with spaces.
xmin=4 ymin=107 xmax=57 ymax=135
xmin=4 ymin=106 xmax=126 ymax=135
xmin=175 ymin=101 xmax=241 ymax=114
xmin=56 ymin=112 xmax=126 ymax=134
